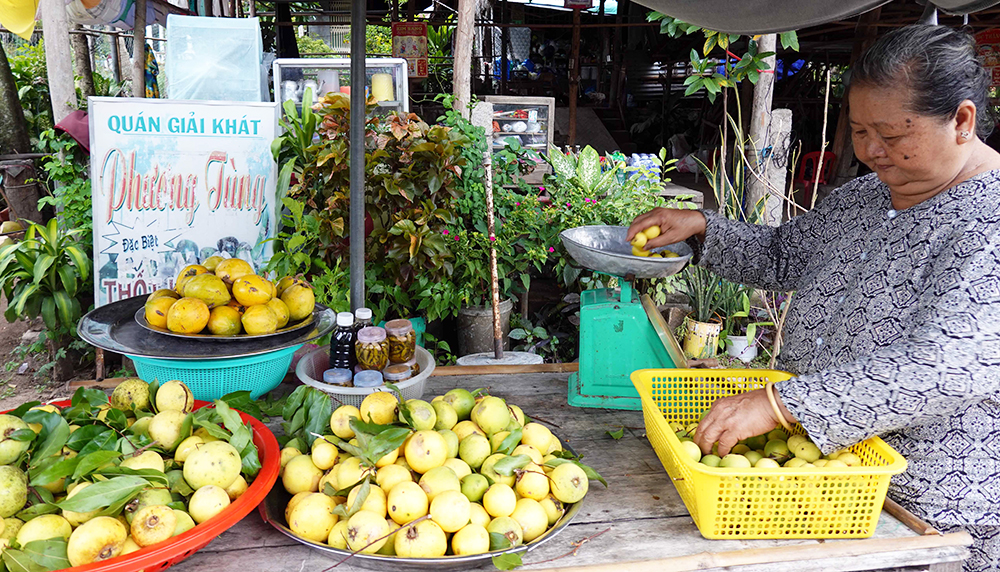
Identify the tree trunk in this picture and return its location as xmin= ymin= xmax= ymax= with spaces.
xmin=132 ymin=0 xmax=146 ymax=98
xmin=0 ymin=44 xmax=31 ymax=154
xmin=41 ymin=0 xmax=78 ymax=122
xmin=746 ymin=33 xmax=780 ymax=225
xmin=453 ymin=0 xmax=475 ymax=117
xmin=71 ymin=25 xmax=96 ymax=100
xmin=48 ymin=334 xmax=76 ymax=383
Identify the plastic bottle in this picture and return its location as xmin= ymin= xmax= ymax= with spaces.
xmin=354 ymin=307 xmax=374 ymax=330
xmin=329 ymin=312 xmax=357 ymax=370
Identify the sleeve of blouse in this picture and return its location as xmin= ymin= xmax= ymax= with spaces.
xmin=775 ymin=214 xmax=1000 ymax=453
xmin=693 ymin=180 xmax=858 ymax=292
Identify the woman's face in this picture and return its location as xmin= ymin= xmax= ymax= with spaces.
xmin=849 ymin=84 xmax=975 ymax=204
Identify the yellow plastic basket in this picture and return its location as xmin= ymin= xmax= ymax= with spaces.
xmin=632 ymin=369 xmax=908 ymax=539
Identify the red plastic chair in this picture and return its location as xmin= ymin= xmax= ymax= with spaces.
xmin=795 ymin=151 xmax=836 ymax=205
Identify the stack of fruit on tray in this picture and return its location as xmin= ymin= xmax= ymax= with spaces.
xmin=674 ymin=423 xmax=863 ymax=469
xmin=143 ymin=256 xmax=315 ymax=336
xmin=277 ymin=386 xmax=605 ymax=558
xmin=0 ymin=379 xmax=263 ymax=569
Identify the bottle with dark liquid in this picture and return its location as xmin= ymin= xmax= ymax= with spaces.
xmin=329 ymin=312 xmax=357 ymax=370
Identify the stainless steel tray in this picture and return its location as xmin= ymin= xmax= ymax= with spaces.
xmin=259 ymin=442 xmax=584 ymax=571
xmin=560 ymin=225 xmax=692 ymax=279
xmin=78 ymin=295 xmax=336 ymax=360
xmin=134 ymin=307 xmax=315 ymax=341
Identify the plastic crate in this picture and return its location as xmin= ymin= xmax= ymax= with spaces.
xmin=129 ymin=345 xmax=301 ymax=401
xmin=631 ymin=368 xmax=908 ymax=539
xmin=39 ymin=399 xmax=279 ymax=572
xmin=295 ymin=346 xmax=435 ymax=407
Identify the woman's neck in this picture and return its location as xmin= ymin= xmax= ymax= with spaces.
xmin=889 ymin=141 xmax=1000 ymax=209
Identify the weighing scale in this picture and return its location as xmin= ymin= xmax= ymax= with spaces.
xmin=560 ymin=226 xmax=692 ymax=411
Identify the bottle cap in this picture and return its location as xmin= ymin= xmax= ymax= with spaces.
xmin=354 ymin=371 xmax=384 ymax=388
xmin=384 ymin=319 xmax=413 ymax=336
xmin=322 ymin=368 xmax=352 ymax=386
xmin=355 ymin=307 xmax=373 ymax=320
xmin=357 ymin=326 xmax=387 ymax=343
xmin=337 ymin=312 xmax=354 ymax=327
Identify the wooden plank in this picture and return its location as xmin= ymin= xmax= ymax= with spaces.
xmin=883 ymin=498 xmax=939 ymax=536
xmin=433 ymin=363 xmax=579 ymax=376
xmin=68 ymin=377 xmax=128 ymax=390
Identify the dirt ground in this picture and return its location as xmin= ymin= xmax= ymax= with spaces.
xmin=0 ymin=297 xmax=99 ymax=411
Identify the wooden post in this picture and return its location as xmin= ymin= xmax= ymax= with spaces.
xmin=40 ymin=0 xmax=77 ymax=122
xmin=568 ymin=8 xmax=580 ymax=145
xmin=132 ymin=0 xmax=147 ymax=98
xmin=597 ymin=0 xmax=606 ymax=96
xmin=830 ymin=7 xmax=881 ymax=186
xmin=453 ymin=0 xmax=475 ymax=116
xmin=71 ymin=26 xmax=96 ymax=99
xmin=609 ymin=0 xmax=623 ymax=104
xmin=746 ymin=33 xmax=779 ymax=225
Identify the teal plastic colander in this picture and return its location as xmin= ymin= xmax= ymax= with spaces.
xmin=128 ymin=344 xmax=302 ymax=401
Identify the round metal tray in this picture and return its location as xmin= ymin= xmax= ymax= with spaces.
xmin=78 ymin=295 xmax=336 ymax=360
xmin=560 ymin=225 xmax=692 ymax=279
xmin=134 ymin=307 xmax=315 ymax=341
xmin=259 ymin=441 xmax=584 ymax=571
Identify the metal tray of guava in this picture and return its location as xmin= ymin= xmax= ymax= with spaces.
xmin=77 ymin=295 xmax=336 ymax=359
xmin=134 ymin=307 xmax=315 ymax=341
xmin=560 ymin=225 xmax=692 ymax=279
xmin=259 ymin=440 xmax=584 ymax=571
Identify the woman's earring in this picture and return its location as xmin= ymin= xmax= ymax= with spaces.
xmin=960 ymin=130 xmax=971 ymax=140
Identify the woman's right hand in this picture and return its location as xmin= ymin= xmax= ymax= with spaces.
xmin=627 ymin=208 xmax=707 ymax=250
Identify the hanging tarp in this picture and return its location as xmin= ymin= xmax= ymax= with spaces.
xmin=629 ymin=0 xmax=1000 ymax=33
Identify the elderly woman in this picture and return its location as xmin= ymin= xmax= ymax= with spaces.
xmin=628 ymin=25 xmax=1000 ymax=571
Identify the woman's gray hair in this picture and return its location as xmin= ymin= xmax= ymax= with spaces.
xmin=852 ymin=25 xmax=993 ymax=138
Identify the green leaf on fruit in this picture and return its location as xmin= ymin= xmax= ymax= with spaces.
xmin=7 ymin=429 xmax=35 ymax=442
xmin=492 ymin=552 xmax=523 ymax=571
xmin=607 ymin=427 xmax=624 ymax=440
xmin=72 ymin=451 xmax=122 ymax=481
xmin=345 ymin=477 xmax=371 ymax=518
xmin=543 ymin=458 xmax=608 ymax=487
xmin=21 ymin=539 xmax=70 ymax=570
xmin=495 ymin=428 xmax=522 ymax=456
xmin=55 ymin=475 xmax=149 ymax=512
xmin=66 ymin=426 xmax=111 ymax=451
xmin=8 ymin=402 xmax=40 ymax=419
xmin=492 ymin=454 xmax=531 ymax=476
xmin=97 ymin=467 xmax=170 ymax=487
xmin=489 ymin=532 xmax=512 ymax=551
xmin=16 ymin=503 xmax=59 ymax=522
xmin=28 ymin=455 xmax=79 ymax=487
xmin=2 ymin=549 xmax=44 ymax=572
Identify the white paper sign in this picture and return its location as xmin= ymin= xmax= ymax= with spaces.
xmin=88 ymin=98 xmax=280 ymax=307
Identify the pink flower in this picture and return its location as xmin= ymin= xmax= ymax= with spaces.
xmin=548 ymin=247 xmax=555 ymax=252
xmin=566 ymin=202 xmax=571 ymax=208
xmin=540 ymin=187 xmax=546 ymax=192
xmin=454 ymin=236 xmax=460 ymax=241
xmin=489 ymin=236 xmax=496 ymax=242
xmin=442 ymin=230 xmax=449 ymax=235
xmin=515 ymin=202 xmax=521 ymax=206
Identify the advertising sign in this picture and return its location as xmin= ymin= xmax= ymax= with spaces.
xmin=88 ymin=98 xmax=279 ymax=307
xmin=564 ymin=0 xmax=593 ymax=9
xmin=392 ymin=22 xmax=428 ymax=78
xmin=976 ymin=29 xmax=1000 ymax=88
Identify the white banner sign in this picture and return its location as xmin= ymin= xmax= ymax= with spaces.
xmin=89 ymin=98 xmax=279 ymax=307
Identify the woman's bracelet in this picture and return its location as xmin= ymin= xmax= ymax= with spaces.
xmin=765 ymin=381 xmax=793 ymax=433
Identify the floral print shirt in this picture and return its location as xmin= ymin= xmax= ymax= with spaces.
xmin=697 ymin=171 xmax=1000 ymax=526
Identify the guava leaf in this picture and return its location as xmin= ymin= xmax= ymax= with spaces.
xmin=66 ymin=426 xmax=111 ymax=451
xmin=282 ymin=385 xmax=309 ymax=422
xmin=607 ymin=428 xmax=624 ymax=440
xmin=492 ymin=455 xmax=531 ymax=477
xmin=219 ymin=391 xmax=263 ymax=420
xmin=2 ymin=549 xmax=44 ymax=572
xmin=492 ymin=552 xmax=523 ymax=571
xmin=16 ymin=503 xmax=59 ymax=522
xmin=542 ymin=459 xmax=608 ymax=487
xmin=28 ymin=455 xmax=80 ymax=487
xmin=24 ymin=412 xmax=69 ymax=467
xmin=103 ymin=408 xmax=129 ymax=431
xmin=7 ymin=429 xmax=35 ymax=442
xmin=71 ymin=388 xmax=109 ymax=408
xmin=346 ymin=477 xmax=371 ymax=518
xmin=21 ymin=539 xmax=69 ymax=570
xmin=349 ymin=419 xmax=399 ymax=436
xmin=495 ymin=428 xmax=522 ymax=456
xmin=55 ymin=476 xmax=149 ymax=512
xmin=166 ymin=500 xmax=186 ymax=511
xmin=489 ymin=532 xmax=512 ymax=551
xmin=368 ymin=427 xmax=410 ymax=465
xmin=72 ymin=451 xmax=122 ymax=481
xmin=97 ymin=467 xmax=170 ymax=487
xmin=78 ymin=430 xmax=117 ymax=456
xmin=191 ymin=419 xmax=229 ymax=441
xmin=8 ymin=401 xmax=40 ymax=419
xmin=303 ymin=390 xmax=333 ymax=442
xmin=147 ymin=378 xmax=161 ymax=413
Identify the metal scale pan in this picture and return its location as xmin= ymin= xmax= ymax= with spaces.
xmin=559 ymin=225 xmax=693 ymax=279
xmin=78 ymin=295 xmax=336 ymax=360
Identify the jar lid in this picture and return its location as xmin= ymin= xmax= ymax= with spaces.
xmin=357 ymin=326 xmax=387 ymax=343
xmin=383 ymin=364 xmax=411 ymax=381
xmin=394 ymin=355 xmax=420 ymax=373
xmin=337 ymin=312 xmax=354 ymax=327
xmin=354 ymin=370 xmax=384 ymax=387
xmin=322 ymin=368 xmax=352 ymax=385
xmin=355 ymin=307 xmax=373 ymax=320
xmin=384 ymin=319 xmax=413 ymax=335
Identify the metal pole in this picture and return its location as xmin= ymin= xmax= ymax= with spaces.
xmin=568 ymin=8 xmax=580 ymax=144
xmin=349 ymin=0 xmax=366 ymax=311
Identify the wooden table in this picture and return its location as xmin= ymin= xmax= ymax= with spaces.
xmin=171 ymin=372 xmax=972 ymax=572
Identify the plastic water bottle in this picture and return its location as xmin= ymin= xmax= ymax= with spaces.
xmin=329 ymin=312 xmax=357 ymax=370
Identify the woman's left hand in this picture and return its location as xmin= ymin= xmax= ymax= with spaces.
xmin=694 ymin=389 xmax=780 ymax=457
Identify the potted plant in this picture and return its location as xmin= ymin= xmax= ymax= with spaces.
xmin=0 ymin=219 xmax=92 ymax=381
xmin=680 ymin=265 xmax=724 ymax=359
xmin=718 ymin=281 xmax=773 ymax=364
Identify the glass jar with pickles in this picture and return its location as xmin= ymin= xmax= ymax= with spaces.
xmin=385 ymin=319 xmax=416 ymax=363
xmin=356 ymin=326 xmax=390 ymax=371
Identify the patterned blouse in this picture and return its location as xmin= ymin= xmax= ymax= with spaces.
xmin=697 ymin=171 xmax=1000 ymax=527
